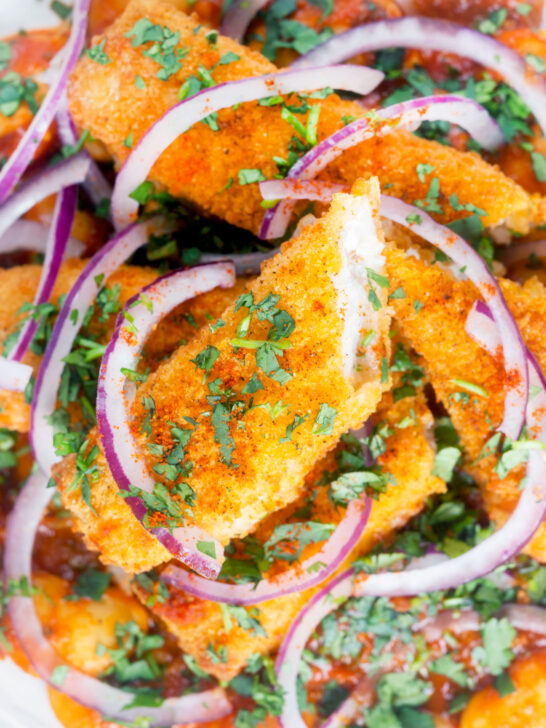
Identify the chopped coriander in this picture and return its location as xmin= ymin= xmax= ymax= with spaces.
xmin=135 ymin=75 xmax=146 ymax=89
xmin=389 ymin=286 xmax=406 ymax=301
xmin=414 ymin=300 xmax=423 ymax=313
xmin=123 ymin=131 xmax=134 ymax=148
xmin=526 ymin=54 xmax=546 ymax=73
xmin=51 ymin=665 xmax=69 ymax=686
xmin=494 ymin=671 xmax=516 ymax=696
xmin=238 ymin=168 xmax=267 ymax=185
xmin=68 ymin=568 xmax=111 ymax=601
xmin=531 ymin=151 xmax=546 ymax=182
xmin=197 ymin=540 xmax=216 ymax=558
xmin=85 ymin=39 xmax=110 ymax=65
xmin=416 ymin=162 xmax=435 ymax=183
xmin=129 ymin=180 xmax=154 ymax=204
xmin=432 ymin=446 xmax=461 ymax=482
xmin=477 ymin=8 xmax=507 ymax=34
xmin=50 ymin=0 xmax=72 ymax=19
xmin=312 ymin=403 xmax=337 ymax=436
xmin=449 ymin=378 xmax=488 ymax=398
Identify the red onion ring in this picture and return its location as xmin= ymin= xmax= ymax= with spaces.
xmin=0 ymin=219 xmax=84 ymax=258
xmin=220 ymin=0 xmax=270 ymax=41
xmin=501 ymin=239 xmax=546 ymax=268
xmin=161 ymin=496 xmax=372 ymax=604
xmin=0 ymin=0 xmax=91 ymax=204
xmin=30 ymin=221 xmax=153 ymax=477
xmin=276 ymin=568 xmax=354 ymax=728
xmin=4 ymin=470 xmax=232 ymax=724
xmin=259 ymin=178 xmax=528 ymax=442
xmin=56 ymin=97 xmax=113 ymax=209
xmin=0 ymin=358 xmax=32 ymax=392
xmin=259 ymin=95 xmax=503 ymax=240
xmin=351 ymin=327 xmax=546 ymax=597
xmin=291 ymin=17 xmax=546 ymax=135
xmin=8 ymin=186 xmax=77 ymax=363
xmin=110 ymin=65 xmax=385 ymax=230
xmin=0 ymin=153 xmax=91 ymax=241
xmin=97 ymin=263 xmax=236 ymax=580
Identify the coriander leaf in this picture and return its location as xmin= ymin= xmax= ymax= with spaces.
xmin=312 ymin=403 xmax=337 ymax=436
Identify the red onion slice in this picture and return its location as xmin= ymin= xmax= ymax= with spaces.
xmin=292 ymin=17 xmax=546 ymax=135
xmin=380 ymin=195 xmax=528 ymax=442
xmin=0 ymin=219 xmax=84 ymax=258
xmin=259 ymin=177 xmax=528 ymax=442
xmin=0 ymin=153 xmax=91 ymax=241
xmin=276 ymin=569 xmax=354 ymax=728
xmin=56 ymin=97 xmax=113 ymax=209
xmin=220 ymin=0 xmax=270 ymax=41
xmin=0 ymin=0 xmax=91 ymax=204
xmin=8 ymin=186 xmax=77 ymax=363
xmin=4 ymin=470 xmax=232 ymax=724
xmin=259 ymin=95 xmax=503 ymax=240
xmin=351 ymin=347 xmax=546 ymax=597
xmin=161 ymin=496 xmax=371 ymax=604
xmin=30 ymin=222 xmax=153 ymax=477
xmin=97 ymin=263 xmax=236 ymax=579
xmin=110 ymin=65 xmax=384 ymax=230
xmin=0 ymin=358 xmax=33 ymax=392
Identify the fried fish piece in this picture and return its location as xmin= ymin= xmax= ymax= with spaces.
xmin=135 ymin=383 xmax=445 ymax=681
xmin=54 ymin=180 xmax=391 ymax=570
xmin=384 ymin=246 xmax=546 ymax=561
xmin=67 ymin=0 xmax=534 ymax=234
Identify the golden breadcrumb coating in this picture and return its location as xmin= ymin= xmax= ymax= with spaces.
xmin=129 ymin=181 xmax=389 ymax=544
xmin=67 ymin=0 xmax=534 ymax=233
xmin=55 ymin=181 xmax=391 ymax=572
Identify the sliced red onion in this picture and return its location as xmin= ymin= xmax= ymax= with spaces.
xmin=0 ymin=358 xmax=33 ymax=392
xmin=259 ymin=177 xmax=529 ymax=442
xmin=0 ymin=0 xmax=91 ymax=204
xmin=381 ymin=195 xmax=528 ymax=441
xmin=4 ymin=470 xmax=232 ymax=724
xmin=351 ymin=335 xmax=546 ymax=597
xmin=321 ymin=676 xmax=377 ymax=728
xmin=220 ymin=0 xmax=270 ymax=41
xmin=161 ymin=496 xmax=371 ymax=604
xmin=276 ymin=569 xmax=354 ymax=728
xmin=501 ymin=239 xmax=546 ymax=268
xmin=56 ymin=97 xmax=112 ymax=209
xmin=500 ymin=604 xmax=546 ymax=635
xmin=259 ymin=95 xmax=503 ymax=240
xmin=260 ymin=179 xmax=345 ymax=203
xmin=292 ymin=17 xmax=546 ymax=135
xmin=30 ymin=222 xmax=153 ymax=477
xmin=8 ymin=186 xmax=77 ymax=363
xmin=97 ymin=263 xmax=235 ymax=580
xmin=110 ymin=66 xmax=384 ymax=230
xmin=0 ymin=219 xmax=84 ymax=258
xmin=0 ymin=153 xmax=91 ymax=241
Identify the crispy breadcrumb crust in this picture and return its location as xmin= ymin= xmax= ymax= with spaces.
xmin=129 ymin=181 xmax=389 ymax=544
xmin=68 ymin=0 xmax=534 ymax=233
